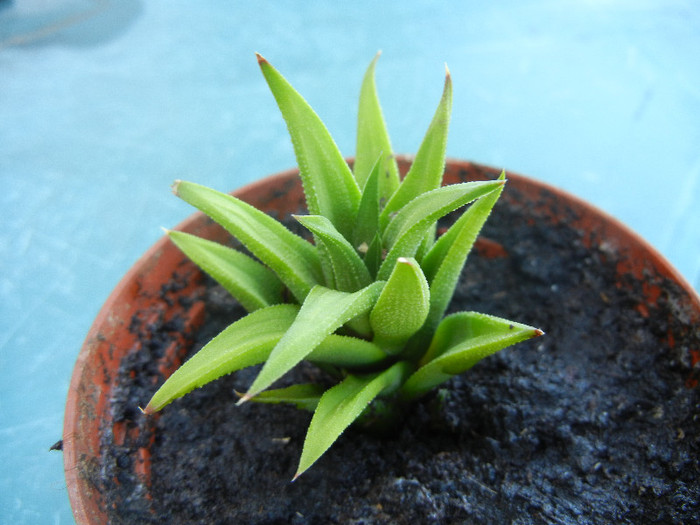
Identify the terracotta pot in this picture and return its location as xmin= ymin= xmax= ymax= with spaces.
xmin=63 ymin=158 xmax=700 ymax=523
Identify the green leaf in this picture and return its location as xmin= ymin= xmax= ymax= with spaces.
xmin=370 ymin=257 xmax=430 ymax=354
xmin=380 ymin=66 xmax=452 ymax=227
xmin=295 ymin=361 xmax=412 ymax=480
xmin=414 ymin=224 xmax=437 ymax=263
xmin=173 ymin=180 xmax=323 ymax=302
xmin=314 ymin=241 xmax=337 ymax=290
xmin=144 ymin=304 xmax=299 ymax=413
xmin=310 ymin=335 xmax=388 ymax=368
xmin=421 ymin=172 xmax=505 ymax=282
xmin=362 ymin=233 xmax=383 ymax=280
xmin=354 ymin=52 xmax=400 ymax=202
xmin=167 ymin=230 xmax=283 ymax=312
xmin=239 ymin=282 xmax=385 ymax=402
xmin=245 ymin=383 xmax=325 ymax=412
xmin=415 ymin=172 xmax=505 ymax=341
xmin=377 ymin=180 xmax=504 ymax=280
xmin=401 ymin=312 xmax=544 ymax=401
xmin=295 ymin=215 xmax=371 ymax=292
xmin=352 ymin=154 xmax=382 ymax=250
xmin=257 ymin=54 xmax=361 ymax=240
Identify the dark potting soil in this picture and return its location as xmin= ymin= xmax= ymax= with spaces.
xmin=101 ymin=185 xmax=700 ymax=524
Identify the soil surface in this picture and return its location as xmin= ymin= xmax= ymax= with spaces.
xmin=101 ymin=185 xmax=699 ymax=524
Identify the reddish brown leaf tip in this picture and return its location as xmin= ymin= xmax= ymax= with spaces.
xmin=256 ymin=53 xmax=267 ymax=65
xmin=533 ymin=329 xmax=545 ymax=337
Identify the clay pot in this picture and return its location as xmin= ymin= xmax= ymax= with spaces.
xmin=63 ymin=158 xmax=700 ymax=523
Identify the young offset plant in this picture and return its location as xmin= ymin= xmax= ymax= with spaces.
xmin=144 ymin=53 xmax=543 ymax=480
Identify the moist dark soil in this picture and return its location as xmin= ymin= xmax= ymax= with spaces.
xmin=101 ymin=185 xmax=700 ymax=524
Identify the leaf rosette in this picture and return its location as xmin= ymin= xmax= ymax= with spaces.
xmin=144 ymin=53 xmax=544 ymax=479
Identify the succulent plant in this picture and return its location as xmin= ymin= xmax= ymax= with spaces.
xmin=144 ymin=53 xmax=544 ymax=480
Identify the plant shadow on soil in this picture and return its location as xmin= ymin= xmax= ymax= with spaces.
xmin=102 ymin=185 xmax=699 ymax=524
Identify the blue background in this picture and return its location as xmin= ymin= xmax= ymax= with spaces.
xmin=1 ymin=1 xmax=699 ymax=522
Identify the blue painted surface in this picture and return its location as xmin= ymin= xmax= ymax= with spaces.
xmin=1 ymin=1 xmax=698 ymax=522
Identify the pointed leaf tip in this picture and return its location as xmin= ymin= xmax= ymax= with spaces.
xmin=236 ymin=394 xmax=251 ymax=406
xmin=259 ymin=55 xmax=360 ymax=238
xmin=171 ymin=180 xmax=181 ymax=195
xmin=256 ymin=52 xmax=267 ymax=65
xmin=534 ymin=329 xmax=545 ymax=337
